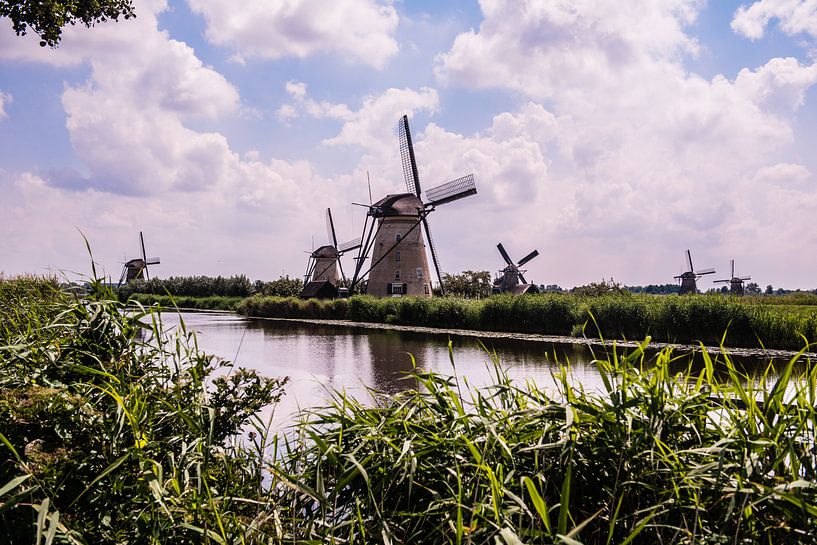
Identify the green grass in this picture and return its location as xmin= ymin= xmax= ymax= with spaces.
xmin=239 ymin=293 xmax=817 ymax=351
xmin=0 ymin=277 xmax=287 ymax=543
xmin=277 ymin=342 xmax=817 ymax=544
xmin=126 ymin=292 xmax=244 ymax=311
xmin=5 ymin=277 xmax=817 ymax=543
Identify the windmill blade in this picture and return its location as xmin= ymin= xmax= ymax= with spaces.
xmin=713 ymin=279 xmax=730 ymax=284
xmin=398 ymin=115 xmax=422 ymax=197
xmin=425 ymin=174 xmax=477 ymax=207
xmin=517 ymin=249 xmax=539 ymax=267
xmin=338 ymin=238 xmax=362 ymax=252
xmin=518 ymin=271 xmax=528 ymax=284
xmin=731 ymin=259 xmax=735 ymax=278
xmin=738 ymin=276 xmax=752 ymax=281
xmin=422 ymin=215 xmax=445 ymax=295
xmin=326 ymin=208 xmax=339 ymax=248
xmin=145 ymin=257 xmax=160 ymax=265
xmin=697 ymin=268 xmax=716 ymax=275
xmin=685 ymin=249 xmax=693 ymax=273
xmin=497 ymin=243 xmax=514 ymax=266
xmin=140 ymin=232 xmax=147 ymax=263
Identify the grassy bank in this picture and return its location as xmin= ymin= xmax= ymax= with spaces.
xmin=4 ymin=277 xmax=817 ymax=543
xmin=127 ymin=292 xmax=243 ymax=311
xmin=238 ymin=293 xmax=817 ymax=351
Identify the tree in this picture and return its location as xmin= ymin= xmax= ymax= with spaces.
xmin=765 ymin=284 xmax=774 ymax=295
xmin=1 ymin=0 xmax=135 ymax=47
xmin=745 ymin=282 xmax=761 ymax=295
xmin=442 ymin=270 xmax=492 ymax=299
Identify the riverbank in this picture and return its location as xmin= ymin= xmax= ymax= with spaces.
xmin=127 ymin=292 xmax=243 ymax=310
xmin=237 ymin=293 xmax=817 ymax=351
xmin=4 ymin=277 xmax=817 ymax=543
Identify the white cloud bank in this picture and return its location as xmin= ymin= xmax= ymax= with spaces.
xmin=186 ymin=0 xmax=399 ymax=68
xmin=732 ymin=0 xmax=817 ymax=40
xmin=430 ymin=0 xmax=817 ymax=286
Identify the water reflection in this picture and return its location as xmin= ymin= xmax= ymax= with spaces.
xmin=156 ymin=311 xmax=809 ymax=426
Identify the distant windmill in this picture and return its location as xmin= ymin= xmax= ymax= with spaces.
xmin=300 ymin=208 xmax=361 ymax=299
xmin=493 ymin=243 xmax=540 ymax=295
xmin=118 ymin=232 xmax=160 ymax=285
xmin=349 ymin=114 xmax=477 ymax=297
xmin=674 ymin=249 xmax=715 ymax=295
xmin=713 ymin=260 xmax=751 ymax=296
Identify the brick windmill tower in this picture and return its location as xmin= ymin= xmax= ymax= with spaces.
xmin=349 ymin=115 xmax=478 ymax=297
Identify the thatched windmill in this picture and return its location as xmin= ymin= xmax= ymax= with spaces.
xmin=348 ymin=115 xmax=477 ymax=297
xmin=118 ymin=232 xmax=160 ymax=286
xmin=674 ymin=249 xmax=715 ymax=295
xmin=713 ymin=260 xmax=751 ymax=296
xmin=493 ymin=243 xmax=540 ymax=295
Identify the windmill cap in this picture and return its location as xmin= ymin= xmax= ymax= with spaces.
xmin=372 ymin=193 xmax=424 ymax=217
xmin=312 ymin=245 xmax=339 ymax=258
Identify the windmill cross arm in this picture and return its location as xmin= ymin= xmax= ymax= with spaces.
xmin=738 ymin=276 xmax=752 ymax=281
xmin=697 ymin=268 xmax=716 ymax=275
xmin=145 ymin=257 xmax=161 ymax=265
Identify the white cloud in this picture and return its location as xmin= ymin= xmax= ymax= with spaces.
xmin=185 ymin=0 xmax=399 ymax=69
xmin=430 ymin=0 xmax=817 ymax=286
xmin=277 ymin=80 xmax=355 ymax=122
xmin=732 ymin=0 xmax=817 ymax=40
xmin=0 ymin=91 xmax=10 ymax=119
xmin=322 ymin=87 xmax=439 ymax=153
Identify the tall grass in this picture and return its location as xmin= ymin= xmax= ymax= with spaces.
xmin=276 ymin=342 xmax=817 ymax=544
xmin=0 ymin=277 xmax=287 ymax=543
xmin=240 ymin=294 xmax=817 ymax=350
xmin=127 ymin=292 xmax=244 ymax=311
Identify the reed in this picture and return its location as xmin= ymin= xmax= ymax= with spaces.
xmin=0 ymin=277 xmax=287 ymax=544
xmin=275 ymin=342 xmax=817 ymax=544
xmin=240 ymin=293 xmax=817 ymax=351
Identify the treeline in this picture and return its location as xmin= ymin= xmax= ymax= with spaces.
xmin=118 ymin=275 xmax=303 ymax=299
xmin=239 ymin=293 xmax=817 ymax=351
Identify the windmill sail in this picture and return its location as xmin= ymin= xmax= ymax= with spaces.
xmin=425 ymin=174 xmax=478 ymax=207
xmin=338 ymin=238 xmax=362 ymax=252
xmin=398 ymin=115 xmax=422 ymax=197
xmin=497 ymin=243 xmax=513 ymax=266
xmin=517 ymin=249 xmax=539 ymax=267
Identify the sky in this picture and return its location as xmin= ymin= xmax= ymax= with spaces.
xmin=1 ymin=0 xmax=816 ymax=290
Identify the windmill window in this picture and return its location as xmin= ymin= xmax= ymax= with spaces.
xmin=392 ymin=283 xmax=404 ymax=295
xmin=424 ymin=284 xmax=429 ymax=295
xmin=416 ymin=268 xmax=423 ymax=279
xmin=395 ymin=251 xmax=401 ymax=262
xmin=395 ymin=270 xmax=401 ymax=280
xmin=396 ymin=234 xmax=401 ymax=242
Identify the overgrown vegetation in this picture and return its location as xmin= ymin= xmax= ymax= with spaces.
xmin=277 ymin=342 xmax=817 ymax=544
xmin=239 ymin=293 xmax=817 ymax=350
xmin=5 ymin=276 xmax=817 ymax=543
xmin=127 ymin=292 xmax=243 ymax=311
xmin=0 ymin=277 xmax=287 ymax=543
xmin=117 ymin=274 xmax=303 ymax=300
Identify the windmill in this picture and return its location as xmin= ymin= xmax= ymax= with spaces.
xmin=118 ymin=231 xmax=160 ymax=285
xmin=674 ymin=249 xmax=715 ymax=295
xmin=713 ymin=260 xmax=751 ymax=296
xmin=493 ymin=243 xmax=540 ymax=295
xmin=300 ymin=208 xmax=361 ymax=299
xmin=349 ymin=115 xmax=477 ymax=297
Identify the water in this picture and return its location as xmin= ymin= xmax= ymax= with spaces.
xmin=158 ymin=311 xmax=805 ymax=427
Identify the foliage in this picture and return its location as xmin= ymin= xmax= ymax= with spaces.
xmin=442 ymin=270 xmax=493 ymax=298
xmin=277 ymin=343 xmax=817 ymax=544
xmin=0 ymin=277 xmax=287 ymax=543
xmin=118 ymin=275 xmax=304 ymax=300
xmin=241 ymin=293 xmax=817 ymax=350
xmin=1 ymin=0 xmax=135 ymax=47
xmin=626 ymin=283 xmax=681 ymax=294
xmin=127 ymin=293 xmax=243 ymax=311
xmin=571 ymin=278 xmax=630 ymax=296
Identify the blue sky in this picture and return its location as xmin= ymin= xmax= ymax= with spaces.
xmin=1 ymin=0 xmax=816 ymax=289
